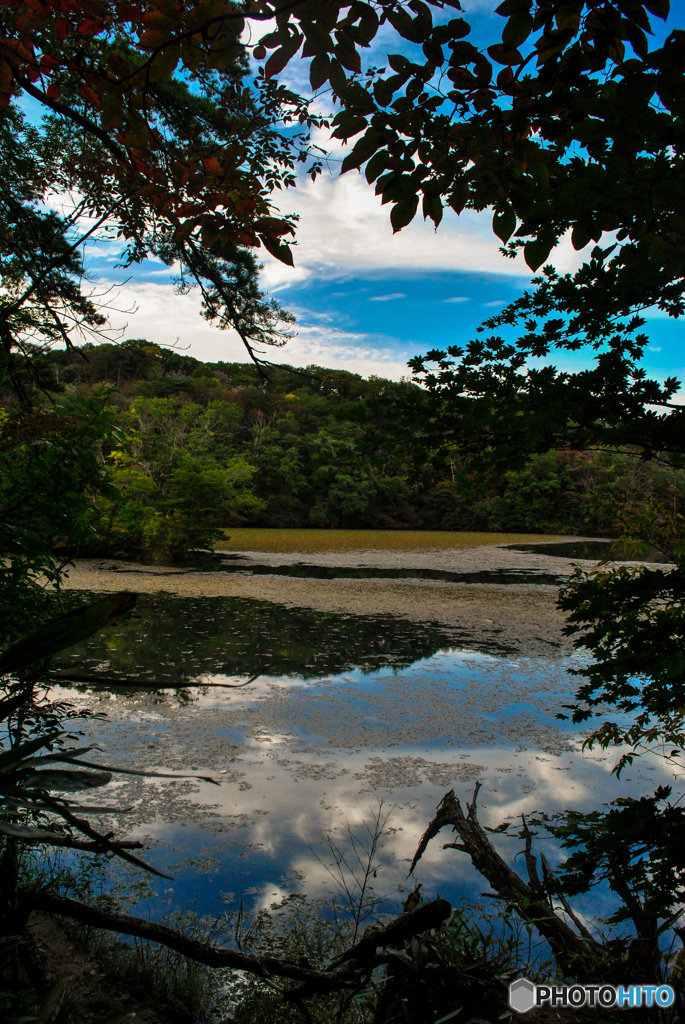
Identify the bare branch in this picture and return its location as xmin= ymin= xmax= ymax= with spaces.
xmin=410 ymin=788 xmax=607 ymax=979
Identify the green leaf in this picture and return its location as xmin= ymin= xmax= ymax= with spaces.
xmin=328 ymin=58 xmax=348 ymax=97
xmin=448 ymin=178 xmax=470 ymax=214
xmin=571 ymin=222 xmax=592 ymax=251
xmin=0 ymin=733 xmax=58 ymax=773
xmin=0 ymin=592 xmax=137 ymax=676
xmin=149 ymin=43 xmax=180 ymax=81
xmin=422 ymin=193 xmax=443 ymax=227
xmin=391 ymin=195 xmax=419 ymax=233
xmin=365 ymin=149 xmax=388 ymax=184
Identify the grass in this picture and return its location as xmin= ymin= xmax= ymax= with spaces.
xmin=215 ymin=528 xmax=567 ymax=554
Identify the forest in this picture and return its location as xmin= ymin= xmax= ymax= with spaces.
xmin=8 ymin=337 xmax=683 ymax=563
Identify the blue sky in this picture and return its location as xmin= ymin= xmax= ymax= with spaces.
xmin=74 ymin=1 xmax=684 ymax=386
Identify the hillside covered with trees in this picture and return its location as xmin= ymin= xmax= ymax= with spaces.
xmin=6 ymin=337 xmax=682 ymax=563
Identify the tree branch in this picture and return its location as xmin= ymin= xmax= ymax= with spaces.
xmin=410 ymin=788 xmax=607 ymax=979
xmin=25 ymin=890 xmax=451 ymax=996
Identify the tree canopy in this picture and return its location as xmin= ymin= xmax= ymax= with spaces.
xmin=0 ymin=0 xmax=324 ymax=377
xmin=3 ymin=0 xmax=682 ymax=454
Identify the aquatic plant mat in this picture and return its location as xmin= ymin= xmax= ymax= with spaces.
xmin=215 ymin=528 xmax=565 ymax=553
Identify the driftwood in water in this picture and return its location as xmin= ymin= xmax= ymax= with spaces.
xmin=409 ymin=785 xmax=607 ymax=980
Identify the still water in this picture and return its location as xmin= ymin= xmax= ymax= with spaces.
xmin=52 ymin=593 xmax=676 ymax=922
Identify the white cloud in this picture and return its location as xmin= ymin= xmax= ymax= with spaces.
xmin=483 ymin=299 xmax=506 ymax=307
xmin=369 ymin=292 xmax=406 ymax=302
xmin=86 ymin=278 xmax=411 ymax=379
xmin=258 ymin=171 xmax=591 ymax=294
xmin=443 ymin=296 xmax=470 ymax=304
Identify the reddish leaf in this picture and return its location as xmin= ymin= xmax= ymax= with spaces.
xmin=78 ymin=18 xmax=105 ymax=37
xmin=487 ymin=43 xmax=523 ymax=65
xmin=202 ymin=155 xmax=222 ymax=176
xmin=261 ymin=235 xmax=295 ymax=266
xmin=309 ymin=53 xmax=330 ymax=90
xmin=264 ymin=33 xmax=302 ymax=80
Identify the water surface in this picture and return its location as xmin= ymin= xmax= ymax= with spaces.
xmin=52 ymin=593 xmax=677 ymax=926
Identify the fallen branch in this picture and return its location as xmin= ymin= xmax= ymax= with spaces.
xmin=410 ymin=787 xmax=606 ymax=979
xmin=329 ymin=898 xmax=450 ymax=966
xmin=25 ymin=890 xmax=451 ymax=997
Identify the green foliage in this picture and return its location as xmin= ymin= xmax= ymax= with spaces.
xmin=0 ymin=396 xmax=116 ymax=645
xmin=538 ymin=788 xmax=685 ymax=955
xmin=25 ymin=343 xmax=685 ymax=556
xmin=99 ymin=393 xmax=262 ymax=561
xmin=557 ymin=503 xmax=685 ymax=770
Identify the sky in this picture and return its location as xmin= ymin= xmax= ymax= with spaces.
xmin=78 ymin=1 xmax=684 ymax=386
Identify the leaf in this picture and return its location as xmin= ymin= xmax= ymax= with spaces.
xmin=0 ymin=593 xmax=137 ymax=676
xmin=261 ymin=236 xmax=294 ymax=266
xmin=524 ymin=236 xmax=553 ymax=270
xmin=309 ymin=53 xmax=330 ymax=90
xmin=391 ymin=195 xmax=419 ymax=233
xmin=149 ymin=44 xmax=180 ymax=81
xmin=328 ymin=58 xmax=348 ymax=97
xmin=487 ymin=43 xmax=524 ymax=65
xmin=643 ymin=0 xmax=670 ymax=18
xmin=493 ymin=203 xmax=516 ymax=242
xmin=365 ymin=149 xmax=389 ymax=184
xmin=571 ymin=222 xmax=592 ymax=251
xmin=502 ymin=13 xmax=533 ymax=48
xmin=448 ymin=178 xmax=470 ymax=214
xmin=264 ymin=32 xmax=302 ymax=79
xmin=341 ymin=130 xmax=382 ymax=174
xmin=201 ymin=220 xmax=220 ymax=247
xmin=422 ymin=193 xmax=443 ymax=227
xmin=0 ymin=734 xmax=58 ymax=773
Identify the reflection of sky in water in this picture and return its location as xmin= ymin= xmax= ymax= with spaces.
xmin=57 ymin=642 xmax=680 ymax=931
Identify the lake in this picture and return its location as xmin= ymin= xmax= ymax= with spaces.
xmin=53 ymin=535 xmax=677 ymax=926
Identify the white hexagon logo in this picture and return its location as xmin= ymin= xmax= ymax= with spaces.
xmin=509 ymin=978 xmax=536 ymax=1013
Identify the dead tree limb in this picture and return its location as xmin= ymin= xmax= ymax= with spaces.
xmin=329 ymin=898 xmax=451 ymax=967
xmin=409 ymin=788 xmax=606 ymax=980
xmin=24 ymin=890 xmax=451 ymax=997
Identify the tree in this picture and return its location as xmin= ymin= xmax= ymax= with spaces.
xmin=0 ymin=1 xmax=326 ymax=379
